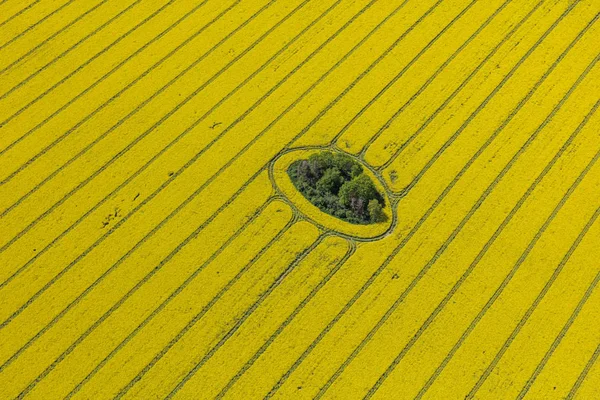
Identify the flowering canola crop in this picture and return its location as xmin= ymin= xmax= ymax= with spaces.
xmin=0 ymin=0 xmax=599 ymax=398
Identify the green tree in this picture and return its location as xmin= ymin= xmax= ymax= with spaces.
xmin=350 ymin=163 xmax=363 ymax=178
xmin=339 ymin=173 xmax=379 ymax=208
xmin=294 ymin=160 xmax=313 ymax=186
xmin=368 ymin=199 xmax=385 ymax=223
xmin=316 ymin=167 xmax=343 ymax=194
xmin=307 ymin=151 xmax=334 ymax=180
xmin=333 ymin=153 xmax=355 ymax=176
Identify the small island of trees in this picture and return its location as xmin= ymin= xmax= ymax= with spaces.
xmin=288 ymin=151 xmax=387 ymax=225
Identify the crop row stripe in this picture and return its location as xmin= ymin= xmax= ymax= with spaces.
xmin=174 ymin=236 xmax=355 ymax=398
xmin=467 ymin=205 xmax=600 ymax=399
xmin=297 ymin=0 xmax=483 ymax=153
xmin=0 ymin=0 xmax=77 ymax=51
xmin=11 ymin=182 xmax=286 ymax=396
xmin=0 ymin=0 xmax=41 ymax=29
xmin=370 ymin=95 xmax=600 ymax=399
xmin=0 ymin=0 xmax=317 ymax=325
xmin=566 ymin=343 xmax=600 ymax=399
xmin=0 ymin=0 xmax=205 ymax=153
xmin=215 ymin=240 xmax=357 ymax=399
xmin=112 ymin=219 xmax=299 ymax=399
xmin=164 ymin=233 xmax=327 ymax=399
xmin=518 ymin=269 xmax=600 ymax=398
xmin=265 ymin=1 xmax=585 ymax=395
xmin=374 ymin=0 xmax=550 ymax=173
xmin=355 ymin=0 xmax=538 ymax=160
xmin=466 ymin=164 xmax=600 ymax=395
xmin=317 ymin=32 xmax=600 ymax=399
xmin=64 ymin=196 xmax=281 ymax=398
xmin=0 ymin=0 xmax=245 ymax=245
xmin=0 ymin=0 xmax=383 ymax=379
xmin=0 ymin=0 xmax=341 ymax=294
xmin=0 ymin=0 xmax=232 ymax=181
xmin=330 ymin=0 xmax=488 ymax=152
xmin=416 ymin=101 xmax=600 ymax=397
xmin=0 ymin=0 xmax=111 ymax=80
xmin=0 ymin=0 xmax=154 ymax=102
xmin=384 ymin=1 xmax=590 ymax=194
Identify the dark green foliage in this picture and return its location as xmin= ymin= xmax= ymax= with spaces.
xmin=288 ymin=151 xmax=387 ymax=225
xmin=316 ymin=167 xmax=343 ymax=194
xmin=368 ymin=199 xmax=385 ymax=223
xmin=339 ymin=174 xmax=379 ymax=207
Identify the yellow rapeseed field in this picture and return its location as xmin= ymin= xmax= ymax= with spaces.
xmin=0 ymin=0 xmax=599 ymax=398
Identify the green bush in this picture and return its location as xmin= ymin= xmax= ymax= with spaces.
xmin=288 ymin=151 xmax=387 ymax=225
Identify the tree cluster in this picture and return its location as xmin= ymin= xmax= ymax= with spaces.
xmin=288 ymin=151 xmax=387 ymax=224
